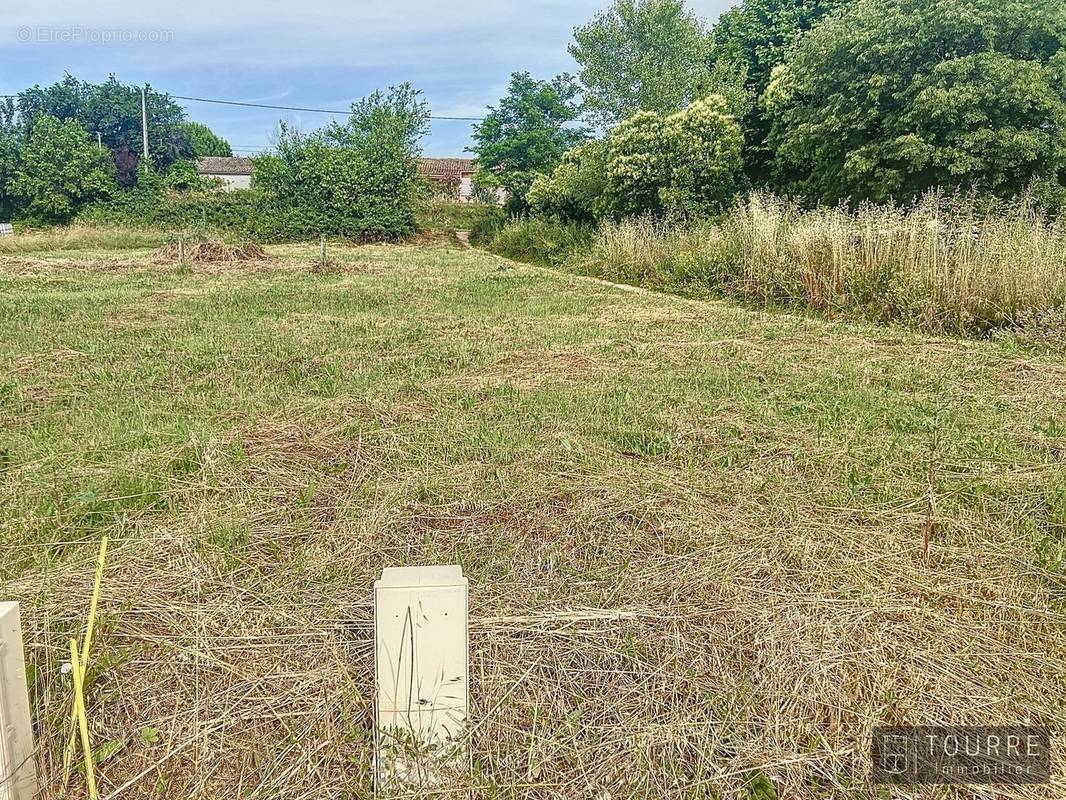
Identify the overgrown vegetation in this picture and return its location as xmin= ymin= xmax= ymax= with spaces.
xmin=253 ymin=83 xmax=430 ymax=239
xmin=765 ymin=0 xmax=1066 ymax=206
xmin=76 ymin=189 xmax=301 ymax=241
xmin=486 ymin=192 xmax=1066 ymax=337
xmin=0 ymin=76 xmax=429 ymax=238
xmin=415 ymin=197 xmax=504 ymax=232
xmin=479 ymin=0 xmax=1066 ymax=341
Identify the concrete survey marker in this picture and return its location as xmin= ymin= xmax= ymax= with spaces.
xmin=374 ymin=566 xmax=469 ymax=792
xmin=0 ymin=603 xmax=36 ymax=800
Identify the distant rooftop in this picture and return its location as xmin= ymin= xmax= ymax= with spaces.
xmin=196 ymin=156 xmax=255 ymax=176
xmin=195 ymin=155 xmax=477 ymax=180
xmin=418 ymin=157 xmax=476 ymax=180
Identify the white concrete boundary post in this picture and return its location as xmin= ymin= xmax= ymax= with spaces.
xmin=0 ymin=603 xmax=36 ymax=800
xmin=374 ymin=566 xmax=469 ymax=792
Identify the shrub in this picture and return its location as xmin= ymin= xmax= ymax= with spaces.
xmin=527 ymin=141 xmax=608 ymax=224
xmin=485 ymin=216 xmax=594 ymax=266
xmin=164 ymin=160 xmax=204 ymax=191
xmin=601 ymin=96 xmax=745 ymax=219
xmin=78 ymin=188 xmax=306 ymax=241
xmin=605 ymin=111 xmax=668 ymax=217
xmin=253 ymin=83 xmax=430 ymax=239
xmin=660 ymin=96 xmax=744 ymax=217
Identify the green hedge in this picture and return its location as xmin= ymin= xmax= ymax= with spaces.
xmin=77 ymin=188 xmax=361 ymax=242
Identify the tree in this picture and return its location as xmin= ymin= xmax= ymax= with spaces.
xmin=765 ymin=0 xmax=1066 ymax=206
xmin=254 ymin=84 xmax=429 ymax=238
xmin=660 ymin=96 xmax=745 ymax=216
xmin=570 ymin=0 xmax=711 ymax=126
xmin=470 ymin=72 xmax=588 ymax=212
xmin=527 ymin=140 xmax=609 ymax=223
xmin=709 ymin=0 xmax=849 ymax=180
xmin=0 ymin=99 xmax=19 ymax=220
xmin=11 ymin=115 xmax=114 ymax=222
xmin=179 ymin=121 xmax=232 ymax=157
xmin=18 ymin=75 xmax=190 ymax=184
xmin=600 ymin=96 xmax=745 ymax=219
xmin=604 ymin=111 xmax=669 ymax=217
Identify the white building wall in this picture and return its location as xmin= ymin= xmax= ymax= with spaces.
xmin=203 ymin=173 xmax=252 ymax=191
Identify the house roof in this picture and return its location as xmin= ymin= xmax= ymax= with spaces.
xmin=418 ymin=157 xmax=476 ymax=180
xmin=196 ymin=156 xmax=255 ymax=176
xmin=195 ymin=155 xmax=476 ymax=179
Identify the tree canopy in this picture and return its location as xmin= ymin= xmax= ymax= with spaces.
xmin=179 ymin=121 xmax=232 ymax=158
xmin=766 ymin=0 xmax=1066 ymax=205
xmin=570 ymin=0 xmax=711 ymax=126
xmin=708 ymin=0 xmax=850 ymax=178
xmin=11 ymin=115 xmax=114 ymax=222
xmin=17 ymin=74 xmax=191 ymax=184
xmin=470 ymin=72 xmax=588 ymax=211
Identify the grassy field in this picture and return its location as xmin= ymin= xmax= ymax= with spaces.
xmin=1 ymin=234 xmax=1064 ymax=798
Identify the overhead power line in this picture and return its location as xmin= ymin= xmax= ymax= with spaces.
xmin=171 ymin=94 xmax=484 ymax=121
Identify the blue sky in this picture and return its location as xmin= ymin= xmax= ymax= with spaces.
xmin=2 ymin=0 xmax=733 ymax=156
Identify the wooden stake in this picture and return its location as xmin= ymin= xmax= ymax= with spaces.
xmin=320 ymin=234 xmax=326 ymax=268
xmin=0 ymin=602 xmax=37 ymax=800
xmin=178 ymin=236 xmax=185 ymax=265
xmin=374 ymin=566 xmax=469 ymax=790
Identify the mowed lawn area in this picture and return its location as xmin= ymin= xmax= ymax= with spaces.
xmin=1 ymin=237 xmax=1064 ymax=799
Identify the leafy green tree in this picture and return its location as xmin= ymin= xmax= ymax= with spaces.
xmin=603 ymin=96 xmax=745 ymax=218
xmin=164 ymin=160 xmax=203 ymax=191
xmin=709 ymin=0 xmax=849 ymax=179
xmin=605 ymin=111 xmax=668 ymax=217
xmin=470 ymin=72 xmax=588 ymax=212
xmin=766 ymin=0 xmax=1066 ymax=205
xmin=660 ymin=96 xmax=745 ymax=216
xmin=11 ymin=115 xmax=114 ymax=221
xmin=570 ymin=0 xmax=711 ymax=125
xmin=18 ymin=74 xmax=190 ymax=184
xmin=0 ymin=99 xmax=19 ymax=220
xmin=255 ymin=84 xmax=429 ymax=238
xmin=527 ymin=140 xmax=609 ymax=223
xmin=178 ymin=121 xmax=232 ymax=157
xmin=710 ymin=0 xmax=847 ymax=102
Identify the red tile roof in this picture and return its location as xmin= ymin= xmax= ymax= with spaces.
xmin=418 ymin=158 xmax=476 ymax=180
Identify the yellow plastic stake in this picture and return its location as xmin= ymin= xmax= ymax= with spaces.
xmin=61 ymin=535 xmax=109 ymax=779
xmin=69 ymin=639 xmax=98 ymax=800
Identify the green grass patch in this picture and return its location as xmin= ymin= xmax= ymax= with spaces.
xmin=1 ymin=235 xmax=1063 ymax=798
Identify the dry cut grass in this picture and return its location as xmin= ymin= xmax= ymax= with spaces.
xmin=0 ymin=239 xmax=1064 ymax=799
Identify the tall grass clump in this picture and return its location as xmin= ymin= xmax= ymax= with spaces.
xmin=573 ymin=192 xmax=1066 ymax=336
xmin=570 ymin=215 xmax=714 ymax=289
xmin=486 ymin=216 xmax=594 ymax=267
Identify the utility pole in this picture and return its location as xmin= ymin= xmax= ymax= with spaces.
xmin=140 ymin=86 xmax=149 ymax=159
xmin=96 ymin=131 xmax=102 ymax=151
